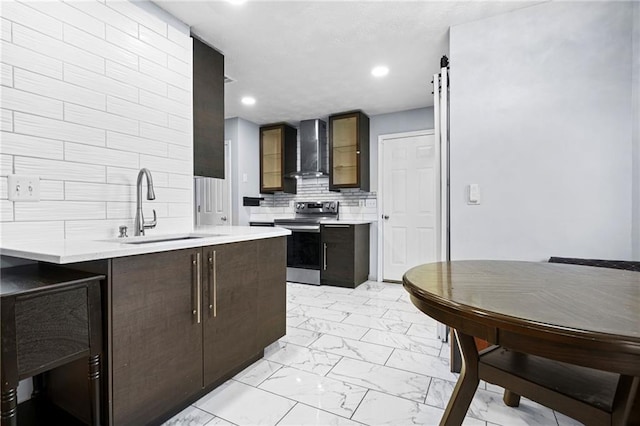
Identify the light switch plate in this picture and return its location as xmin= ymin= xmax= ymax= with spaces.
xmin=365 ymin=199 xmax=377 ymax=208
xmin=468 ymin=184 xmax=480 ymax=205
xmin=8 ymin=174 xmax=40 ymax=202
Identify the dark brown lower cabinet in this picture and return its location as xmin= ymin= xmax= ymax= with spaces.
xmin=321 ymin=224 xmax=370 ymax=288
xmin=111 ymin=248 xmax=203 ymax=426
xmin=202 ymin=242 xmax=258 ymax=386
xmin=109 ymin=237 xmax=286 ymax=425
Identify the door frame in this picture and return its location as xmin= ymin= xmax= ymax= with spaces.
xmin=377 ymin=129 xmax=445 ymax=282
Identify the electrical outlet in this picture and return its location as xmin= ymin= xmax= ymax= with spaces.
xmin=365 ymin=199 xmax=377 ymax=208
xmin=7 ymin=174 xmax=40 ymax=202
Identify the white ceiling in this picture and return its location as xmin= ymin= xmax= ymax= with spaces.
xmin=155 ymin=0 xmax=540 ymax=126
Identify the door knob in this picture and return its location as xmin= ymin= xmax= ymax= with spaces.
xmin=383 ymin=215 xmax=389 ymax=220
xmin=221 ymin=216 xmax=227 ymax=221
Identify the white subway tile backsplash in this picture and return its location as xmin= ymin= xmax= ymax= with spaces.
xmin=15 ymin=68 xmax=105 ymax=111
xmin=65 ymin=142 xmax=139 ymax=169
xmin=138 ymin=26 xmax=188 ymax=62
xmin=13 ymin=24 xmax=104 ymax=75
xmin=106 ymin=60 xmax=166 ymax=96
xmin=1 ymin=221 xmax=64 ymax=242
xmin=0 ymin=40 xmax=63 ymax=80
xmin=66 ymin=182 xmax=134 ymax=202
xmin=1 ymin=200 xmax=13 ymax=221
xmin=106 ymin=26 xmax=167 ymax=66
xmin=167 ymin=25 xmax=190 ymax=49
xmin=0 ymin=131 xmax=64 ymax=160
xmin=167 ymin=114 xmax=189 ymax=133
xmin=167 ymin=85 xmax=191 ymax=106
xmin=14 ymin=112 xmax=105 ymax=146
xmin=140 ymin=154 xmax=190 ymax=175
xmin=1 ymin=63 xmax=13 ymax=87
xmin=139 ymin=89 xmax=190 ymax=119
xmin=167 ymin=144 xmax=191 ymax=161
xmin=23 ymin=0 xmax=106 ymax=39
xmin=140 ymin=122 xmax=189 ymax=146
xmin=0 ymin=177 xmax=7 ymax=199
xmin=2 ymin=1 xmax=63 ymax=40
xmin=65 ymin=0 xmax=138 ymax=37
xmin=0 ymin=155 xmax=13 ymax=176
xmin=64 ymin=64 xmax=137 ymax=103
xmin=1 ymin=109 xmax=12 ymax=131
xmin=1 ymin=18 xmax=12 ymax=42
xmin=64 ymin=218 xmax=131 ymax=240
xmin=107 ymin=96 xmax=167 ymax=127
xmin=63 ymin=24 xmax=137 ymax=71
xmin=105 ymin=0 xmax=167 ymax=36
xmin=167 ymin=56 xmax=190 ymax=77
xmin=64 ymin=103 xmax=138 ymax=136
xmin=15 ymin=201 xmax=105 ymax=221
xmin=106 ymin=166 xmax=169 ymax=188
xmin=15 ymin=157 xmax=105 ymax=183
xmin=139 ymin=58 xmax=189 ymax=90
xmin=106 ymin=131 xmax=168 ymax=157
xmin=40 ymin=180 xmax=64 ymax=200
xmin=1 ymin=86 xmax=63 ymax=119
xmin=1 ymin=0 xmax=192 ymax=242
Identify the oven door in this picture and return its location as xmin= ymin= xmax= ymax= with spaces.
xmin=279 ymin=224 xmax=322 ymax=284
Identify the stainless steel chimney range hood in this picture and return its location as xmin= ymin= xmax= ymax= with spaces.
xmin=289 ymin=119 xmax=328 ymax=178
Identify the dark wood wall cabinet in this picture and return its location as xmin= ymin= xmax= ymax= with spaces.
xmin=321 ymin=224 xmax=370 ymax=288
xmin=328 ymin=111 xmax=370 ymax=191
xmin=109 ymin=237 xmax=286 ymax=425
xmin=1 ymin=264 xmax=104 ymax=426
xmin=260 ymin=123 xmax=297 ymax=194
xmin=193 ymin=37 xmax=225 ymax=178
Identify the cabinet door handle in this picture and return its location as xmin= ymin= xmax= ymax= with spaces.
xmin=191 ymin=254 xmax=198 ymax=323
xmin=324 ymin=224 xmax=350 ymax=228
xmin=196 ymin=252 xmax=202 ymax=324
xmin=323 ymin=243 xmax=327 ymax=270
xmin=214 ymin=251 xmax=218 ymax=317
xmin=208 ymin=252 xmax=216 ymax=317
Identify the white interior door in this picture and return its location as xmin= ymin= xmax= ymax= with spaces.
xmin=195 ymin=141 xmax=231 ymax=227
xmin=382 ymin=132 xmax=439 ymax=281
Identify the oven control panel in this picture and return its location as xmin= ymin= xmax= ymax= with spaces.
xmin=294 ymin=201 xmax=338 ymax=215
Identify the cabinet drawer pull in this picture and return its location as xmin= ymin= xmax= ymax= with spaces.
xmin=323 ymin=243 xmax=327 ymax=270
xmin=213 ymin=251 xmax=217 ymax=317
xmin=324 ymin=224 xmax=350 ymax=228
xmin=196 ymin=252 xmax=202 ymax=324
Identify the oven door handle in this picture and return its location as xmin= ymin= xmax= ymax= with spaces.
xmin=279 ymin=225 xmax=320 ymax=233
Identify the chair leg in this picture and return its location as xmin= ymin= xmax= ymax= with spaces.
xmin=503 ymin=389 xmax=521 ymax=407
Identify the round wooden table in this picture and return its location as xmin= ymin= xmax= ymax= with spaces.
xmin=403 ymin=260 xmax=640 ymax=426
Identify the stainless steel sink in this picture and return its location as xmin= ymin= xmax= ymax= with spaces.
xmin=104 ymin=233 xmax=223 ymax=244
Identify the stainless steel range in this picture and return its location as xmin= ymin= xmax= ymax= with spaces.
xmin=275 ymin=201 xmax=339 ymax=285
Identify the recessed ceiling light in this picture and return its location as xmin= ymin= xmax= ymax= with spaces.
xmin=371 ymin=66 xmax=389 ymax=77
xmin=226 ymin=0 xmax=247 ymax=5
xmin=241 ymin=96 xmax=256 ymax=106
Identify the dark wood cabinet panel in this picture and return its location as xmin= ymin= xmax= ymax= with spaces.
xmin=257 ymin=237 xmax=287 ymax=349
xmin=329 ymin=111 xmax=370 ymax=191
xmin=111 ymin=249 xmax=203 ymax=426
xmin=193 ymin=37 xmax=225 ymax=178
xmin=321 ymin=224 xmax=370 ymax=288
xmin=202 ymin=241 xmax=259 ymax=386
xmin=260 ymin=123 xmax=297 ymax=194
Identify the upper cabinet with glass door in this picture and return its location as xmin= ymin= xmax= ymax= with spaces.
xmin=329 ymin=111 xmax=370 ymax=191
xmin=260 ymin=123 xmax=297 ymax=194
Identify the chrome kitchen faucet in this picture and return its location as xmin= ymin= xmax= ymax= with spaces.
xmin=134 ymin=168 xmax=157 ymax=236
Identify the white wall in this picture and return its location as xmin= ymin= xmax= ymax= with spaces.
xmin=226 ymin=116 xmax=260 ymax=226
xmin=0 ymin=0 xmax=193 ymax=242
xmin=633 ymin=1 xmax=640 ymax=260
xmin=449 ymin=2 xmax=634 ymax=261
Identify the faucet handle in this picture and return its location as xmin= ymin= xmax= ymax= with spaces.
xmin=144 ymin=209 xmax=157 ymax=229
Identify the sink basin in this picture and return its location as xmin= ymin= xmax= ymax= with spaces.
xmin=104 ymin=233 xmax=224 ymax=244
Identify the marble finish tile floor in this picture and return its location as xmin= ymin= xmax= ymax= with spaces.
xmin=163 ymin=281 xmax=580 ymax=426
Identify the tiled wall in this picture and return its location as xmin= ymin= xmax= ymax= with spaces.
xmin=251 ymin=177 xmax=378 ymax=222
xmin=0 ymin=0 xmax=193 ymax=242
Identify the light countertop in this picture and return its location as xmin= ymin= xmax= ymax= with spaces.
xmin=0 ymin=226 xmax=290 ymax=264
